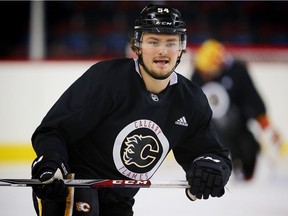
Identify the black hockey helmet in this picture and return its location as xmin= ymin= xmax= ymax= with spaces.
xmin=134 ymin=4 xmax=187 ymax=50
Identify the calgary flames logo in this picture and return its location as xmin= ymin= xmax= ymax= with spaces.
xmin=113 ymin=119 xmax=169 ymax=180
xmin=123 ymin=135 xmax=160 ymax=168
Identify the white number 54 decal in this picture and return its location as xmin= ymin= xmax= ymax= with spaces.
xmin=158 ymin=8 xmax=169 ymax=13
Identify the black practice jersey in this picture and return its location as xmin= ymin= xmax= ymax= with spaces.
xmin=192 ymin=59 xmax=266 ymax=132
xmin=32 ymin=58 xmax=230 ymax=180
xmin=192 ymin=59 xmax=266 ymax=140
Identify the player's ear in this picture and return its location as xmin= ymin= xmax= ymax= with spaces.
xmin=135 ymin=48 xmax=142 ymax=56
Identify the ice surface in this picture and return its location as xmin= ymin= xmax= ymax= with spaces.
xmin=0 ymin=154 xmax=288 ymax=216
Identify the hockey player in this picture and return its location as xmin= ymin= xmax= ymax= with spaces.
xmin=31 ymin=5 xmax=232 ymax=216
xmin=191 ymin=39 xmax=280 ymax=181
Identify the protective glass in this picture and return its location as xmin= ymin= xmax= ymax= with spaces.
xmin=140 ymin=41 xmax=181 ymax=51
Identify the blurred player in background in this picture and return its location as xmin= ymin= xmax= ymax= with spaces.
xmin=191 ymin=39 xmax=281 ymax=181
xmin=30 ymin=5 xmax=232 ymax=216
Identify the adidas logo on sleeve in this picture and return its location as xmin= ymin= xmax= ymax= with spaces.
xmin=175 ymin=116 xmax=188 ymax=127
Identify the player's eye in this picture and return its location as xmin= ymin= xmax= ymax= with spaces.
xmin=148 ymin=41 xmax=160 ymax=47
xmin=166 ymin=42 xmax=177 ymax=48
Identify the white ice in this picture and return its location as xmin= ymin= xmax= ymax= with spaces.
xmin=1 ymin=154 xmax=288 ymax=216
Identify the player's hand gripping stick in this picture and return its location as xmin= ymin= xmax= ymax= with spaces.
xmin=31 ymin=154 xmax=69 ymax=200
xmin=186 ymin=155 xmax=230 ymax=200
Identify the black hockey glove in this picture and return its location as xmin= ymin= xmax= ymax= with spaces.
xmin=31 ymin=154 xmax=69 ymax=200
xmin=186 ymin=155 xmax=231 ymax=200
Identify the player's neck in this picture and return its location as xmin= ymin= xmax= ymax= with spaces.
xmin=141 ymin=69 xmax=170 ymax=94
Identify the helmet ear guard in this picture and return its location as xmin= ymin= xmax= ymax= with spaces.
xmin=133 ymin=4 xmax=187 ymax=50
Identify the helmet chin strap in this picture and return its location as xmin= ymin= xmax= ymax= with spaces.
xmin=138 ymin=51 xmax=183 ymax=80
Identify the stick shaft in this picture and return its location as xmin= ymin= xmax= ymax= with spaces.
xmin=0 ymin=179 xmax=197 ymax=201
xmin=0 ymin=179 xmax=190 ymax=188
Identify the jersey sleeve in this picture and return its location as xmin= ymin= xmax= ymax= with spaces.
xmin=172 ymin=88 xmax=232 ymax=173
xmin=31 ymin=62 xmax=114 ymax=161
xmin=231 ymin=61 xmax=266 ymax=120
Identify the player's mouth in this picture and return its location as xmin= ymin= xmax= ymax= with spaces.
xmin=154 ymin=59 xmax=169 ymax=66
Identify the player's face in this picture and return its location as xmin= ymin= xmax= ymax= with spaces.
xmin=140 ymin=33 xmax=182 ymax=79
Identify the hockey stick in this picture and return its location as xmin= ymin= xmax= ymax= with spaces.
xmin=0 ymin=179 xmax=197 ymax=200
xmin=0 ymin=179 xmax=189 ymax=189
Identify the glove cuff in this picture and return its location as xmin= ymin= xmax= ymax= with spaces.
xmin=192 ymin=154 xmax=231 ymax=185
xmin=32 ymin=153 xmax=69 ymax=179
